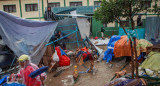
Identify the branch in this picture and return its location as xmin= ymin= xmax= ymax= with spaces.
xmin=115 ymin=17 xmax=128 ymax=35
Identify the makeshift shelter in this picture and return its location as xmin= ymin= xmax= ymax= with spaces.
xmin=141 ymin=51 xmax=160 ymax=73
xmin=114 ymin=36 xmax=139 ymax=58
xmin=0 ymin=11 xmax=58 ymax=65
xmin=103 ymin=35 xmax=152 ymax=63
xmin=46 ymin=18 xmax=90 ymax=50
xmin=103 ymin=35 xmax=121 ymax=62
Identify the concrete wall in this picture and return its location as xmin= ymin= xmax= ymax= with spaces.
xmin=65 ymin=0 xmax=86 ymax=6
xmin=92 ymin=17 xmax=118 ymax=37
xmin=21 ymin=0 xmax=42 ymax=18
xmin=89 ymin=0 xmax=101 ymax=6
xmin=0 ymin=0 xmax=159 ymax=22
xmin=0 ymin=0 xmax=20 ymax=17
xmin=47 ymin=0 xmax=64 ymax=7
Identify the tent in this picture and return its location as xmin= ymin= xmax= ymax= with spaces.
xmin=0 ymin=10 xmax=90 ymax=66
xmin=46 ymin=18 xmax=90 ymax=50
xmin=0 ymin=11 xmax=58 ymax=65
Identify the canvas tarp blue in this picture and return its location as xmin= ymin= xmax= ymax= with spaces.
xmin=0 ymin=11 xmax=58 ymax=64
xmin=0 ymin=76 xmax=8 ymax=85
xmin=103 ymin=35 xmax=121 ymax=62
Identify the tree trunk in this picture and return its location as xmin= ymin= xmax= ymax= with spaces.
xmin=119 ymin=23 xmax=135 ymax=79
xmin=129 ymin=0 xmax=138 ymax=79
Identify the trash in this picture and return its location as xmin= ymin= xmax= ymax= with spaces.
xmin=115 ymin=70 xmax=127 ymax=78
xmin=53 ymin=64 xmax=73 ymax=77
xmin=73 ymin=65 xmax=79 ymax=83
xmin=95 ymin=36 xmax=98 ymax=40
xmin=61 ymin=75 xmax=74 ymax=86
xmin=53 ymin=69 xmax=65 ymax=77
xmin=56 ymin=64 xmax=73 ymax=72
xmin=66 ymin=51 xmax=75 ymax=56
xmin=91 ymin=38 xmax=109 ymax=46
xmin=145 ymin=69 xmax=154 ymax=76
xmin=97 ymin=51 xmax=105 ymax=62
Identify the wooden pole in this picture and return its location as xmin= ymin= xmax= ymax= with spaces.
xmin=129 ymin=0 xmax=139 ymax=79
xmin=119 ymin=23 xmax=135 ymax=79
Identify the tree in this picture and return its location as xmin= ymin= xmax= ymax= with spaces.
xmin=94 ymin=0 xmax=160 ymax=79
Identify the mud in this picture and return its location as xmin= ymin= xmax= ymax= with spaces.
xmin=44 ymin=45 xmax=131 ymax=86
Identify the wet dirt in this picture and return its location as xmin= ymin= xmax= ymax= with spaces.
xmin=44 ymin=45 xmax=131 ymax=86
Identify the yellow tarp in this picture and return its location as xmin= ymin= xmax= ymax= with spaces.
xmin=136 ymin=39 xmax=153 ymax=53
xmin=141 ymin=51 xmax=160 ymax=72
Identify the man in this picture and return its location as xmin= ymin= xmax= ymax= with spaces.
xmin=10 ymin=54 xmax=46 ymax=86
xmin=137 ymin=15 xmax=143 ymax=26
xmin=55 ymin=31 xmax=66 ymax=50
xmin=100 ymin=26 xmax=105 ymax=38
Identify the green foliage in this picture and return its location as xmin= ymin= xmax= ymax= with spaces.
xmin=94 ymin=0 xmax=160 ymax=25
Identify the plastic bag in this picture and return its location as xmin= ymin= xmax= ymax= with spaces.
xmin=53 ymin=50 xmax=59 ymax=62
xmin=59 ymin=55 xmax=70 ymax=66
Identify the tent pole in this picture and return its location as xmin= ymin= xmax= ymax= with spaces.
xmin=76 ymin=26 xmax=79 ymax=48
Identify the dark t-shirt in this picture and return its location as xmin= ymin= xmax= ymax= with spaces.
xmin=101 ymin=27 xmax=105 ymax=32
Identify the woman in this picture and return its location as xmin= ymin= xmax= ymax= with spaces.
xmin=10 ymin=54 xmax=46 ymax=86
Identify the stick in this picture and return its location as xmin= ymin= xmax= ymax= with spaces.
xmin=110 ymin=62 xmax=129 ymax=81
xmin=40 ymin=75 xmax=44 ymax=86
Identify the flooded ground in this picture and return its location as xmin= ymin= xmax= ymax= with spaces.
xmin=44 ymin=45 xmax=131 ymax=86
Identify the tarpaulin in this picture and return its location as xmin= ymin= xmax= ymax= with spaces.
xmin=136 ymin=39 xmax=153 ymax=53
xmin=0 ymin=11 xmax=58 ymax=64
xmin=105 ymin=78 xmax=142 ymax=86
xmin=114 ymin=36 xmax=139 ymax=58
xmin=136 ymin=39 xmax=153 ymax=59
xmin=103 ymin=35 xmax=121 ymax=62
xmin=141 ymin=51 xmax=160 ymax=72
xmin=145 ymin=17 xmax=160 ymax=41
xmin=55 ymin=47 xmax=70 ymax=66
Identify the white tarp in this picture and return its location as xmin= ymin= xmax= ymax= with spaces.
xmin=76 ymin=18 xmax=90 ymax=39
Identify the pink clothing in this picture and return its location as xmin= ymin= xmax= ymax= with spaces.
xmin=17 ymin=66 xmax=41 ymax=86
xmin=16 ymin=63 xmax=46 ymax=86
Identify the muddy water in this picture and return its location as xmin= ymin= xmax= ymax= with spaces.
xmin=44 ymin=59 xmax=131 ymax=86
xmin=44 ymin=45 xmax=131 ymax=86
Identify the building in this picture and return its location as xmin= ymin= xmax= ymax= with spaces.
xmin=0 ymin=0 xmax=102 ymax=20
xmin=0 ymin=0 xmax=159 ymax=37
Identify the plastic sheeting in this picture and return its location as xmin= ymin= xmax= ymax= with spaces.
xmin=141 ymin=51 xmax=160 ymax=72
xmin=136 ymin=39 xmax=153 ymax=53
xmin=0 ymin=11 xmax=58 ymax=64
xmin=90 ymin=38 xmax=110 ymax=46
xmin=145 ymin=17 xmax=160 ymax=41
xmin=54 ymin=18 xmax=83 ymax=50
xmin=103 ymin=35 xmax=121 ymax=62
xmin=105 ymin=78 xmax=142 ymax=86
xmin=76 ymin=18 xmax=90 ymax=39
